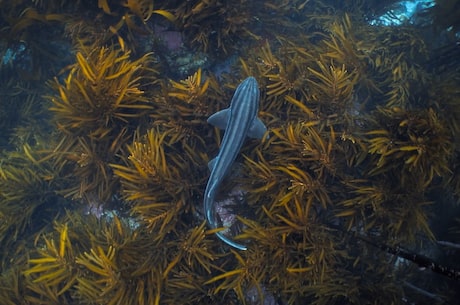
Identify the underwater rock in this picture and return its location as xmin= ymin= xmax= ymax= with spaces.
xmin=165 ymin=49 xmax=209 ymax=78
xmin=155 ymin=24 xmax=184 ymax=51
xmin=245 ymin=284 xmax=278 ymax=305
xmin=214 ymin=186 xmax=247 ymax=237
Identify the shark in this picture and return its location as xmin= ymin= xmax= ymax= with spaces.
xmin=204 ymin=76 xmax=267 ymax=250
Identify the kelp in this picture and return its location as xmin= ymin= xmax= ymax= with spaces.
xmin=47 ymin=40 xmax=156 ymax=202
xmin=111 ymin=128 xmax=188 ymax=240
xmin=0 ymin=0 xmax=459 ymax=304
xmin=0 ymin=145 xmax=63 ymax=260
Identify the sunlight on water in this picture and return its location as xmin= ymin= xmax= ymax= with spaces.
xmin=369 ymin=0 xmax=434 ymax=26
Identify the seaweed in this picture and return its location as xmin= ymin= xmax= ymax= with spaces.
xmin=0 ymin=1 xmax=459 ymax=304
xmin=47 ymin=41 xmax=156 ymax=202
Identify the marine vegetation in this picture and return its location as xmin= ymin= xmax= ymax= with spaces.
xmin=0 ymin=0 xmax=460 ymax=305
xmin=111 ymin=127 xmax=206 ymax=241
xmin=169 ymin=0 xmax=258 ymax=54
xmin=47 ymin=41 xmax=157 ymax=203
xmin=0 ymin=145 xmax=63 ymax=261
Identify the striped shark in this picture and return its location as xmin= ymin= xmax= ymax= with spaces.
xmin=204 ymin=76 xmax=267 ymax=250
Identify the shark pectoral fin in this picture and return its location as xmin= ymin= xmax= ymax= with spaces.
xmin=207 ymin=108 xmax=230 ymax=130
xmin=248 ymin=117 xmax=268 ymax=139
xmin=208 ymin=157 xmax=218 ymax=171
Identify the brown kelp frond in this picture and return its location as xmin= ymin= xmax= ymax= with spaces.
xmin=9 ymin=93 xmax=51 ymax=149
xmin=269 ymin=122 xmax=313 ymax=163
xmin=383 ymin=55 xmax=429 ymax=108
xmin=0 ymin=145 xmax=60 ymax=251
xmin=71 ymin=214 xmax=165 ymax=305
xmin=24 ymin=223 xmax=77 ymax=301
xmin=304 ymin=263 xmax=403 ymax=305
xmin=428 ymin=71 xmax=460 ymax=142
xmin=318 ymin=13 xmax=430 ymax=105
xmin=277 ymin=164 xmax=332 ymax=211
xmin=128 ymin=0 xmax=175 ymax=23
xmin=74 ymin=246 xmax=120 ymax=301
xmin=307 ymin=61 xmax=359 ymax=116
xmin=241 ymin=122 xmax=338 ymax=214
xmin=240 ymin=38 xmax=362 ymax=124
xmin=338 ymin=179 xmax=435 ymax=243
xmin=48 ymin=43 xmax=155 ymax=138
xmin=205 ymin=248 xmax=267 ymax=302
xmin=366 ymin=107 xmax=453 ymax=187
xmin=4 ymin=7 xmax=66 ymax=38
xmin=95 ymin=0 xmax=175 ymax=47
xmin=163 ymin=222 xmax=218 ymax=278
xmin=336 ymin=179 xmax=388 ymax=231
xmin=22 ymin=208 xmax=169 ymax=305
xmin=242 ymin=152 xmax=278 ymax=198
xmin=0 ymin=69 xmax=52 ymax=149
xmin=174 ymin=0 xmax=256 ymax=53
xmin=47 ymin=41 xmax=157 ymax=201
xmin=150 ymin=70 xmax=224 ymax=149
xmin=0 ymin=267 xmax=29 ymax=305
xmin=111 ymin=128 xmax=179 ymax=195
xmin=269 ymin=122 xmax=340 ymax=179
xmin=0 ymin=3 xmax=71 ymax=82
xmin=163 ymin=266 xmax=210 ymax=304
xmin=301 ymin=125 xmax=338 ymax=178
xmin=262 ymin=45 xmax=306 ymax=99
xmin=111 ymin=128 xmax=194 ymax=239
xmin=168 ymin=68 xmax=210 ymax=104
xmin=124 ymin=0 xmax=156 ymax=22
xmin=321 ymin=14 xmax=368 ymax=75
xmin=254 ymin=41 xmax=283 ymax=76
xmin=246 ymin=40 xmax=311 ymax=116
xmin=53 ymin=131 xmax=128 ymax=202
xmin=232 ymin=216 xmax=345 ymax=302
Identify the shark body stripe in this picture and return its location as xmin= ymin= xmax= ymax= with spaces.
xmin=204 ymin=77 xmax=267 ymax=250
